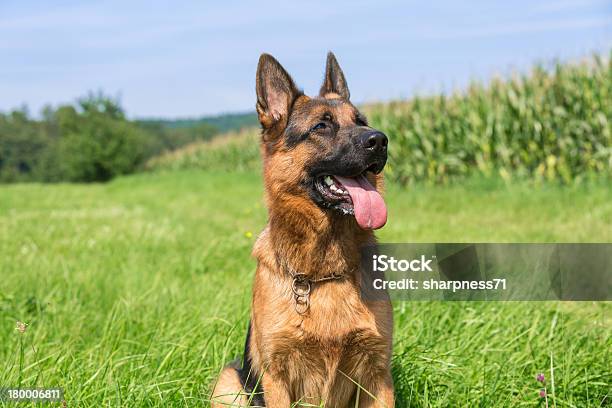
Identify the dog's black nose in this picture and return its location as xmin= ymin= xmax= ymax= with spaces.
xmin=360 ymin=131 xmax=388 ymax=151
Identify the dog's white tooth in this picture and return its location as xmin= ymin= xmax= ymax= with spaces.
xmin=330 ymin=185 xmax=338 ymax=192
xmin=324 ymin=176 xmax=333 ymax=186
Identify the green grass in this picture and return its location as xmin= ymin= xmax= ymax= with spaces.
xmin=1 ymin=170 xmax=610 ymax=407
xmin=144 ymin=128 xmax=260 ymax=173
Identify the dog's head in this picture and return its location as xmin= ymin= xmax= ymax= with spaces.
xmin=256 ymin=52 xmax=388 ymax=230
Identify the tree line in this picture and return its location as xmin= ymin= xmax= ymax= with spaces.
xmin=0 ymin=93 xmax=217 ymax=183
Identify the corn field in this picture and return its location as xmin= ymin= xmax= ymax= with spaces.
xmin=144 ymin=127 xmax=260 ymax=172
xmin=148 ymin=53 xmax=611 ymax=184
xmin=367 ymin=53 xmax=611 ymax=184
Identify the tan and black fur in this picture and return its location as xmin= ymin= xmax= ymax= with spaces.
xmin=212 ymin=52 xmax=394 ymax=407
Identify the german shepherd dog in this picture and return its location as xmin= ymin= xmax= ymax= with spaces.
xmin=212 ymin=52 xmax=394 ymax=407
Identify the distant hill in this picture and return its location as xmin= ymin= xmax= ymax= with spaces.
xmin=138 ymin=112 xmax=258 ymax=133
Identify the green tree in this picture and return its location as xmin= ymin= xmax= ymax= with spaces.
xmin=52 ymin=94 xmax=149 ymax=182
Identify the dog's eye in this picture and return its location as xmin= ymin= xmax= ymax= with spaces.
xmin=355 ymin=117 xmax=368 ymax=127
xmin=311 ymin=122 xmax=327 ymax=132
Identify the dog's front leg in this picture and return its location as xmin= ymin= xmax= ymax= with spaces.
xmin=261 ymin=372 xmax=291 ymax=407
xmin=358 ymin=373 xmax=395 ymax=408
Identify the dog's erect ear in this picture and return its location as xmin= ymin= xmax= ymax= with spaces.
xmin=256 ymin=53 xmax=300 ymax=129
xmin=319 ymin=51 xmax=350 ymax=100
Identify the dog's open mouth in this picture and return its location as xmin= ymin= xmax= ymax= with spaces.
xmin=314 ymin=173 xmax=387 ymax=230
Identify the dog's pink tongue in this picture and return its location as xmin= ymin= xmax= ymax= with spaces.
xmin=334 ymin=175 xmax=387 ymax=230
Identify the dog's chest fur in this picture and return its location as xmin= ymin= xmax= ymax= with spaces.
xmin=250 ymin=262 xmax=392 ymax=405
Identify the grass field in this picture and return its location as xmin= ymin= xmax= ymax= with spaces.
xmin=1 ymin=170 xmax=610 ymax=407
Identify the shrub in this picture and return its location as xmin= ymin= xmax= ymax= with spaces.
xmin=51 ymin=97 xmax=149 ymax=182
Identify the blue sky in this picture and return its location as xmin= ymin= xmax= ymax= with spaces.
xmin=1 ymin=0 xmax=610 ymax=118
